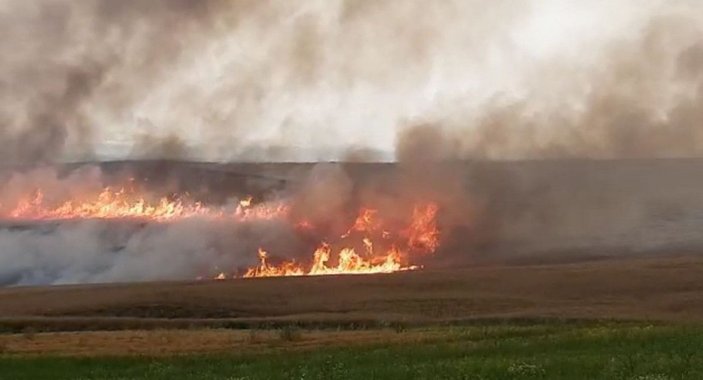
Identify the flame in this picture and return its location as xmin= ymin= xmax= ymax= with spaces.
xmin=405 ymin=203 xmax=440 ymax=253
xmin=362 ymin=237 xmax=373 ymax=255
xmin=341 ymin=207 xmax=379 ymax=238
xmin=244 ymin=248 xmax=305 ymax=278
xmin=0 ymin=183 xmax=440 ymax=280
xmin=235 ymin=199 xmax=290 ymax=222
xmin=238 ymin=196 xmax=253 ymax=208
xmin=4 ymin=188 xmax=211 ymax=221
xmin=0 ymin=188 xmax=288 ymax=222
xmin=241 ymin=202 xmax=439 ymax=278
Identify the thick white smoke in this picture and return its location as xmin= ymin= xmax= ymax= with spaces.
xmin=0 ymin=218 xmax=302 ymax=286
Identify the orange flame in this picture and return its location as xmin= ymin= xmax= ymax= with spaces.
xmin=0 ymin=184 xmax=440 ymax=280
xmin=240 ymin=202 xmax=439 ymax=279
xmin=0 ymin=188 xmax=288 ymax=222
xmin=243 ymin=248 xmax=305 ymax=278
xmin=406 ymin=203 xmax=440 ymax=253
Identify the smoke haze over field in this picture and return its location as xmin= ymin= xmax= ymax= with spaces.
xmin=3 ymin=2 xmax=703 ymax=286
xmin=1 ymin=159 xmax=703 ymax=286
xmin=1 ymin=0 xmax=702 ymax=162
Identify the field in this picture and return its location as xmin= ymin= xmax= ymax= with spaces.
xmin=3 ymin=160 xmax=703 ymax=377
xmin=2 ymin=255 xmax=703 ymax=378
xmin=2 ymin=255 xmax=703 ymax=327
xmin=2 ymin=323 xmax=703 ymax=379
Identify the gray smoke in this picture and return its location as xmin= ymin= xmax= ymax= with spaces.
xmin=4 ymin=159 xmax=703 ymax=286
xmin=0 ymin=218 xmax=304 ymax=286
xmin=3 ymin=1 xmax=701 ymax=162
xmin=386 ymin=2 xmax=703 ymax=265
xmin=396 ymin=6 xmax=703 ymax=160
xmin=0 ymin=163 xmax=371 ymax=286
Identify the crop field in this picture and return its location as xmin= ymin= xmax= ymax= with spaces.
xmin=1 ymin=255 xmax=703 ymax=378
xmin=2 ymin=255 xmax=703 ymax=326
xmin=2 ymin=323 xmax=703 ymax=379
xmin=4 ymin=0 xmax=703 ymax=375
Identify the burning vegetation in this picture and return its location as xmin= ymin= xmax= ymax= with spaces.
xmin=0 ymin=178 xmax=440 ymax=280
xmin=1 ymin=187 xmax=289 ymax=223
xmin=240 ymin=202 xmax=439 ymax=278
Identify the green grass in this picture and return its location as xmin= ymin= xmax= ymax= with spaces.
xmin=2 ymin=323 xmax=703 ymax=379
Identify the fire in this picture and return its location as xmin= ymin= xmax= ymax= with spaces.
xmin=341 ymin=207 xmax=379 ymax=238
xmin=240 ymin=202 xmax=440 ymax=278
xmin=0 ymin=187 xmax=288 ymax=222
xmin=242 ymin=244 xmax=406 ymax=278
xmin=406 ymin=203 xmax=440 ymax=253
xmin=0 ymin=182 xmax=441 ymax=280
xmin=235 ymin=198 xmax=290 ymax=222
xmin=244 ymin=248 xmax=305 ymax=278
xmin=4 ymin=188 xmax=215 ymax=221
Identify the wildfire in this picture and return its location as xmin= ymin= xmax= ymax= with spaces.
xmin=0 ymin=188 xmax=288 ymax=222
xmin=234 ymin=197 xmax=290 ymax=222
xmin=405 ymin=203 xmax=440 ymax=253
xmin=240 ymin=202 xmax=440 ymax=279
xmin=0 ymin=183 xmax=441 ymax=280
xmin=243 ymin=248 xmax=305 ymax=278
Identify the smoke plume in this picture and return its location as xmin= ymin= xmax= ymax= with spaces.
xmin=396 ymin=9 xmax=703 ymax=160
xmin=2 ymin=1 xmax=703 ymax=286
xmin=5 ymin=1 xmax=700 ymax=162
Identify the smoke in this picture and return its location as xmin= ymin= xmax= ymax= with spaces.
xmin=386 ymin=2 xmax=703 ymax=265
xmin=0 ymin=163 xmax=307 ymax=286
xmin=3 ymin=1 xmax=701 ymax=162
xmin=0 ymin=0 xmax=227 ymax=164
xmin=3 ymin=1 xmax=703 ymax=285
xmin=14 ymin=1 xmax=703 ymax=162
xmin=0 ymin=217 xmax=305 ymax=286
xmin=396 ymin=4 xmax=703 ymax=160
xmin=0 ymin=160 xmax=460 ymax=286
xmin=0 ymin=162 xmax=383 ymax=286
xmin=2 ymin=159 xmax=703 ymax=285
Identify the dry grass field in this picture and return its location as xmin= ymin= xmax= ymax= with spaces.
xmin=1 ymin=254 xmax=703 ymax=332
xmin=3 ymin=251 xmax=703 ymax=379
xmin=0 ymin=328 xmax=452 ymax=356
xmin=2 ymin=255 xmax=703 ymax=380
